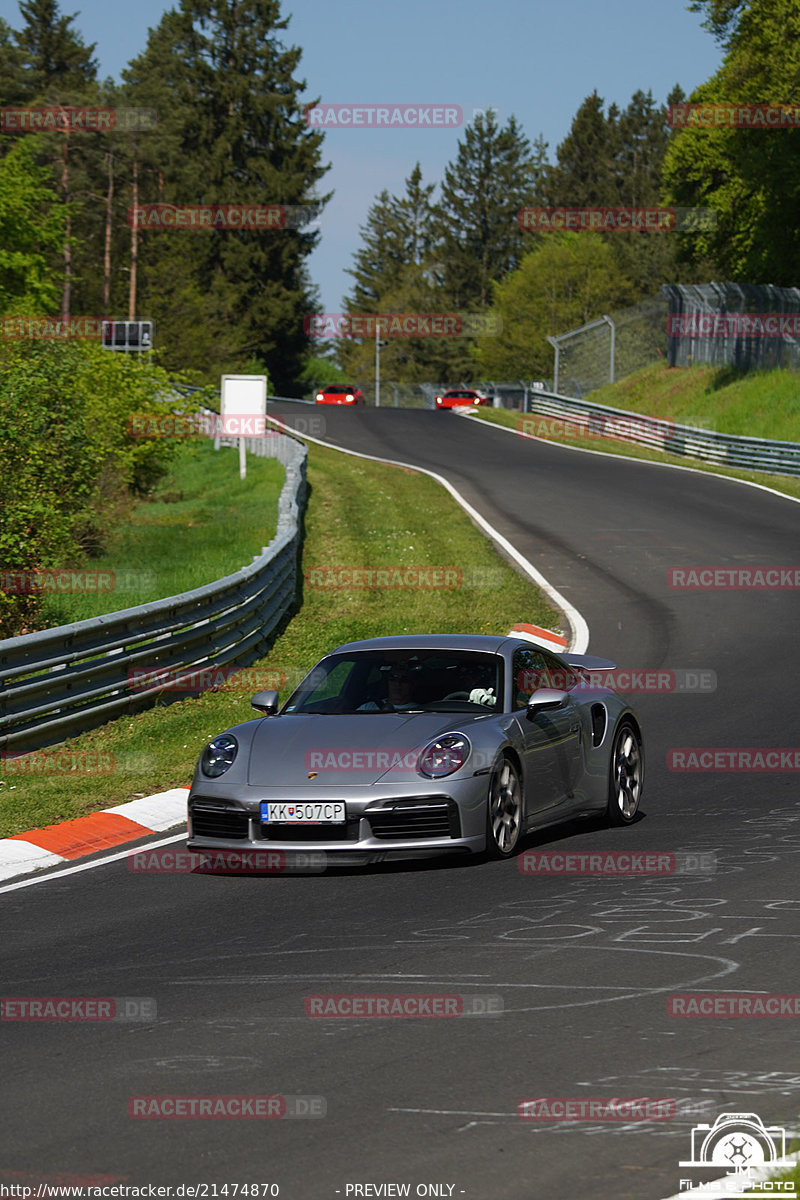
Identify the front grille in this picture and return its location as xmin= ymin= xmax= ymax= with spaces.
xmin=368 ymin=799 xmax=460 ymax=841
xmin=191 ymin=802 xmax=249 ymax=841
xmin=259 ymin=821 xmax=360 ymax=842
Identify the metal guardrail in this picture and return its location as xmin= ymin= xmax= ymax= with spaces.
xmin=519 ymin=390 xmax=800 ymax=477
xmin=0 ymin=430 xmax=307 ymax=755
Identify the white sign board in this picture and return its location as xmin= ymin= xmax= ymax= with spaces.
xmin=220 ymin=374 xmax=268 ymax=480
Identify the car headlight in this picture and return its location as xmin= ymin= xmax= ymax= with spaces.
xmin=418 ymin=734 xmax=471 ymax=778
xmin=200 ymin=734 xmax=238 ymax=778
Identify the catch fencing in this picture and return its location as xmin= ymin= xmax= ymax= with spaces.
xmin=0 ymin=428 xmax=307 ymax=756
xmin=664 ymin=282 xmax=800 ymax=369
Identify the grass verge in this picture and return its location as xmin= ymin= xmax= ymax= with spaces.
xmin=36 ymin=440 xmax=286 ymax=627
xmin=772 ymin=1160 xmax=800 ymax=1188
xmin=583 ymin=360 xmax=800 ymax=442
xmin=0 ymin=439 xmax=559 ymax=837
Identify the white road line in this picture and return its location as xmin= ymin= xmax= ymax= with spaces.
xmin=0 ymin=831 xmax=185 ymax=895
xmin=268 ymin=414 xmax=590 ymax=652
xmin=457 ymin=408 xmax=800 ymax=506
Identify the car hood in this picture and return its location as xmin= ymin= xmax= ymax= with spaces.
xmin=247 ymin=712 xmax=479 ymax=786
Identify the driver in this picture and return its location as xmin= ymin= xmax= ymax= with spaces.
xmin=358 ymin=664 xmax=422 ymax=711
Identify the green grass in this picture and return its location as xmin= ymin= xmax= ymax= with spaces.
xmin=0 ymin=440 xmax=560 ymax=837
xmin=468 ymin=389 xmax=800 ymax=503
xmin=36 ymin=440 xmax=286 ymax=627
xmin=772 ymin=1159 xmax=800 ymax=1188
xmin=584 ymin=359 xmax=800 ymax=441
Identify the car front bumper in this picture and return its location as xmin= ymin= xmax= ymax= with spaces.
xmin=186 ymin=782 xmax=487 ymax=863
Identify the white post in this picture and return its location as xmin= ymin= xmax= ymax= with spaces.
xmin=375 ymin=317 xmax=381 ymax=408
xmin=603 ymin=314 xmax=616 ymax=384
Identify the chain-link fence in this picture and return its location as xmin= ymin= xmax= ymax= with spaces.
xmin=548 ymin=294 xmax=669 ymax=399
xmin=663 ymin=282 xmax=800 ymax=370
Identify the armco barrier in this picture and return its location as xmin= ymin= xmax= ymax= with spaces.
xmin=519 ymin=390 xmax=800 ymax=477
xmin=0 ymin=428 xmax=307 ymax=755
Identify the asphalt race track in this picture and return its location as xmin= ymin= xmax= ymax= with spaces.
xmin=2 ymin=405 xmax=799 ymax=1200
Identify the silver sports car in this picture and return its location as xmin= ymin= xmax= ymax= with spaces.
xmin=187 ymin=633 xmax=644 ymax=865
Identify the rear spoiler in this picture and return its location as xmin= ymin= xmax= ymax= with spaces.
xmin=563 ymin=652 xmax=617 ymax=671
xmin=507 ymin=627 xmax=616 ymax=671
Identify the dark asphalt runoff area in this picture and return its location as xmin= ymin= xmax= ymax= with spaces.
xmin=2 ymin=405 xmax=799 ymax=1200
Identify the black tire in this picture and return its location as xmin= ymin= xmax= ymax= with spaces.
xmin=607 ymin=719 xmax=643 ymax=826
xmin=485 ymin=755 xmax=523 ymax=857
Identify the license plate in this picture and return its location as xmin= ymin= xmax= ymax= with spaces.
xmin=261 ymin=801 xmax=346 ymax=824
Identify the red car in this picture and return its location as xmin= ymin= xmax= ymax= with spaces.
xmin=315 ymin=384 xmax=366 ymax=405
xmin=435 ymin=388 xmax=490 ymax=409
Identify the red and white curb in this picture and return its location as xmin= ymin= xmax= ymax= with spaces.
xmin=0 ymin=787 xmax=189 ymax=882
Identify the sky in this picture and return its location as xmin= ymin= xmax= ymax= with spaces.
xmin=0 ymin=0 xmax=724 ymax=312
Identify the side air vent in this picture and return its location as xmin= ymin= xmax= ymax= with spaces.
xmin=591 ymin=703 xmax=608 ymax=748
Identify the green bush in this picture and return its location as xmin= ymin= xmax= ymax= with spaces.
xmin=0 ymin=341 xmax=192 ymax=637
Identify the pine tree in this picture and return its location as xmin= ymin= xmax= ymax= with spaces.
xmin=122 ymin=0 xmax=329 ymax=390
xmin=432 ymin=111 xmax=538 ymax=309
xmin=14 ymin=0 xmax=97 ymax=101
xmin=0 ymin=19 xmax=25 ymax=109
xmin=343 ymin=163 xmax=435 ymax=312
xmin=548 ymin=92 xmax=621 ymax=207
xmin=11 ymin=0 xmax=100 ymax=319
xmin=530 ymin=133 xmax=551 ymax=204
xmin=617 ymin=90 xmax=669 ymax=206
xmin=688 ymin=0 xmax=748 ymax=43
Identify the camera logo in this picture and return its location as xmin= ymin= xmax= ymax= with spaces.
xmin=680 ymin=1112 xmax=787 ymax=1169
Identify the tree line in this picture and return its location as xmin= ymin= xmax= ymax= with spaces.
xmin=0 ymin=0 xmax=795 ymax=390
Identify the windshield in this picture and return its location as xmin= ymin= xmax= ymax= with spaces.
xmin=283 ymin=649 xmax=503 ymax=715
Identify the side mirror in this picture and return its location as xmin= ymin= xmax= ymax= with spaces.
xmin=251 ymin=689 xmax=280 ymax=715
xmin=526 ymin=688 xmax=569 ymax=718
